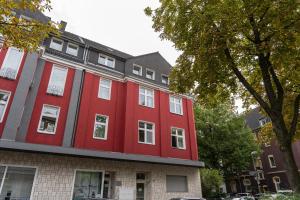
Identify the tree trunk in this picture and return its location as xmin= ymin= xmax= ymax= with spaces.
xmin=274 ymin=126 xmax=300 ymax=193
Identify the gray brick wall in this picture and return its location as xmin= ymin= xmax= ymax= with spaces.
xmin=0 ymin=150 xmax=202 ymax=200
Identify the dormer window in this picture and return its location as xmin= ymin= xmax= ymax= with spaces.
xmin=98 ymin=54 xmax=115 ymax=68
xmin=259 ymin=118 xmax=268 ymax=127
xmin=66 ymin=43 xmax=78 ymax=56
xmin=133 ymin=64 xmax=142 ymax=76
xmin=162 ymin=75 xmax=169 ymax=85
xmin=50 ymin=38 xmax=63 ymax=51
xmin=146 ymin=69 xmax=155 ymax=80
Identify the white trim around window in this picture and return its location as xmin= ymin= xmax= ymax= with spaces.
xmin=98 ymin=78 xmax=112 ymax=100
xmin=49 ymin=37 xmax=63 ymax=51
xmin=171 ymin=127 xmax=186 ymax=149
xmin=169 ymin=95 xmax=183 ymax=115
xmin=93 ymin=114 xmax=109 ymax=140
xmin=273 ymin=176 xmax=281 ymax=192
xmin=139 ymin=86 xmax=154 ymax=108
xmin=268 ymin=155 xmax=276 ymax=168
xmin=161 ymin=74 xmax=169 ymax=85
xmin=146 ymin=68 xmax=155 ymax=80
xmin=0 ymin=90 xmax=11 ymax=123
xmin=37 ymin=104 xmax=60 ymax=134
xmin=138 ymin=120 xmax=155 ymax=145
xmin=47 ymin=65 xmax=68 ymax=96
xmin=0 ymin=47 xmax=24 ymax=80
xmin=133 ymin=64 xmax=142 ymax=76
xmin=98 ymin=54 xmax=115 ymax=68
xmin=66 ymin=43 xmax=79 ymax=56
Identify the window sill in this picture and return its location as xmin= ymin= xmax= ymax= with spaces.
xmin=170 ymin=111 xmax=183 ymax=116
xmin=93 ymin=136 xmax=108 ymax=141
xmin=46 ymin=92 xmax=64 ymax=97
xmin=138 ymin=141 xmax=155 ymax=146
xmin=139 ymin=104 xmax=155 ymax=109
xmin=37 ymin=130 xmax=56 ymax=135
xmin=171 ymin=146 xmax=186 ymax=150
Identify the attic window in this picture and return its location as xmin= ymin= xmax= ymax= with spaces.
xmin=133 ymin=64 xmax=142 ymax=76
xmin=146 ymin=69 xmax=155 ymax=80
xmin=50 ymin=38 xmax=63 ymax=51
xmin=98 ymin=54 xmax=115 ymax=68
xmin=66 ymin=43 xmax=78 ymax=56
xmin=161 ymin=75 xmax=169 ymax=85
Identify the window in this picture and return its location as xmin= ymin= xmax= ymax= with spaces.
xmin=98 ymin=78 xmax=112 ymax=100
xmin=161 ymin=75 xmax=169 ymax=85
xmin=171 ymin=127 xmax=186 ymax=149
xmin=47 ymin=66 xmax=68 ymax=96
xmin=169 ymin=95 xmax=183 ymax=115
xmin=93 ymin=114 xmax=109 ymax=140
xmin=98 ymin=54 xmax=115 ymax=68
xmin=268 ymin=155 xmax=276 ymax=168
xmin=0 ymin=166 xmax=36 ymax=200
xmin=66 ymin=43 xmax=79 ymax=56
xmin=133 ymin=64 xmax=142 ymax=76
xmin=273 ymin=176 xmax=281 ymax=192
xmin=37 ymin=105 xmax=60 ymax=134
xmin=243 ymin=179 xmax=252 ymax=192
xmin=166 ymin=175 xmax=188 ymax=192
xmin=146 ymin=69 xmax=155 ymax=80
xmin=138 ymin=121 xmax=155 ymax=145
xmin=50 ymin=37 xmax=63 ymax=51
xmin=0 ymin=47 xmax=24 ymax=79
xmin=258 ymin=171 xmax=265 ymax=180
xmin=0 ymin=91 xmax=10 ymax=123
xmin=255 ymin=158 xmax=263 ymax=169
xmin=139 ymin=87 xmax=154 ymax=108
xmin=73 ymin=171 xmax=104 ymax=199
xmin=259 ymin=118 xmax=268 ymax=127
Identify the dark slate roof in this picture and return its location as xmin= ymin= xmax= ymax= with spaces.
xmin=61 ymin=31 xmax=85 ymax=45
xmin=127 ymin=52 xmax=172 ymax=69
xmin=245 ymin=107 xmax=265 ymax=131
xmin=16 ymin=10 xmax=50 ymax=23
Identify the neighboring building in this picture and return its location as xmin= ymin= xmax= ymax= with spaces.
xmin=227 ymin=107 xmax=300 ymax=194
xmin=0 ymin=11 xmax=203 ymax=200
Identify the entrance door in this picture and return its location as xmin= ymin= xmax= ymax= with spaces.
xmin=136 ymin=183 xmax=145 ymax=200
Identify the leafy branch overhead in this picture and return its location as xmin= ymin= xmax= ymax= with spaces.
xmin=145 ymin=0 xmax=300 ymax=192
xmin=0 ymin=0 xmax=59 ymax=51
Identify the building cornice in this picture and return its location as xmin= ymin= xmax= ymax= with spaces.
xmin=0 ymin=140 xmax=204 ymax=168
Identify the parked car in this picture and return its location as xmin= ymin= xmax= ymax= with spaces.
xmin=170 ymin=198 xmax=206 ymax=200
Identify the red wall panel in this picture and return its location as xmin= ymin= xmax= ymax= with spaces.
xmin=0 ymin=48 xmax=27 ymax=137
xmin=26 ymin=61 xmax=75 ymax=146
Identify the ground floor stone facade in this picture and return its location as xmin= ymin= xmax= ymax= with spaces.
xmin=0 ymin=150 xmax=202 ymax=200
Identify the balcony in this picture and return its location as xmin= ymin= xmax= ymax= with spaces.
xmin=0 ymin=68 xmax=17 ymax=80
xmin=47 ymin=85 xmax=64 ymax=96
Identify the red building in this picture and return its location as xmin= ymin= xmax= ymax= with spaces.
xmin=0 ymin=11 xmax=203 ymax=200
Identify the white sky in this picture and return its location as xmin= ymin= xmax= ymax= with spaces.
xmin=44 ymin=0 xmax=180 ymax=65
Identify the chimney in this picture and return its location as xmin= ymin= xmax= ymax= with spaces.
xmin=60 ymin=21 xmax=67 ymax=31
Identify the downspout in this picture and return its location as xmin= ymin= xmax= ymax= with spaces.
xmin=70 ymin=45 xmax=88 ymax=146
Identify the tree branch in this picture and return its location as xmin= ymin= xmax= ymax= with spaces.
xmin=290 ymin=94 xmax=300 ymax=136
xmin=269 ymin=64 xmax=284 ymax=109
xmin=223 ymin=47 xmax=272 ymax=116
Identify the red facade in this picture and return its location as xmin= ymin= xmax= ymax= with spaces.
xmin=0 ymin=50 xmax=198 ymax=161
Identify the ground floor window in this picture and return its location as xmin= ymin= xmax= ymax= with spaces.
xmin=72 ymin=171 xmax=104 ymax=200
xmin=166 ymin=175 xmax=188 ymax=192
xmin=0 ymin=166 xmax=36 ymax=200
xmin=243 ymin=179 xmax=252 ymax=193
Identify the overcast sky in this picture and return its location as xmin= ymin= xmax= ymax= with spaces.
xmin=44 ymin=0 xmax=180 ymax=65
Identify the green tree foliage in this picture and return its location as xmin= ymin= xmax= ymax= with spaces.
xmin=195 ymin=104 xmax=259 ymax=177
xmin=0 ymin=0 xmax=59 ymax=51
xmin=200 ymin=168 xmax=224 ymax=198
xmin=145 ymin=0 xmax=300 ymax=192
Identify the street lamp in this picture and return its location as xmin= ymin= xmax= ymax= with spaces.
xmin=251 ymin=151 xmax=260 ymax=194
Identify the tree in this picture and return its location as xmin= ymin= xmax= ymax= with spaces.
xmin=145 ymin=0 xmax=300 ymax=192
xmin=0 ymin=0 xmax=59 ymax=51
xmin=195 ymin=104 xmax=259 ymax=177
xmin=200 ymin=168 xmax=224 ymax=198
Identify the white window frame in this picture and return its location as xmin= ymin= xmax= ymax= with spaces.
xmin=259 ymin=118 xmax=268 ymax=127
xmin=66 ymin=43 xmax=79 ymax=56
xmin=139 ymin=86 xmax=154 ymax=108
xmin=47 ymin=65 xmax=68 ymax=96
xmin=268 ymin=155 xmax=276 ymax=168
xmin=171 ymin=127 xmax=186 ymax=149
xmin=98 ymin=78 xmax=112 ymax=100
xmin=133 ymin=64 xmax=142 ymax=76
xmin=93 ymin=114 xmax=109 ymax=140
xmin=273 ymin=176 xmax=281 ymax=192
xmin=258 ymin=171 xmax=265 ymax=180
xmin=37 ymin=104 xmax=60 ymax=135
xmin=169 ymin=95 xmax=183 ymax=115
xmin=146 ymin=68 xmax=155 ymax=80
xmin=161 ymin=74 xmax=169 ymax=85
xmin=138 ymin=120 xmax=155 ymax=145
xmin=0 ymin=90 xmax=11 ymax=123
xmin=98 ymin=54 xmax=115 ymax=68
xmin=0 ymin=47 xmax=24 ymax=80
xmin=243 ymin=179 xmax=252 ymax=192
xmin=49 ymin=37 xmax=63 ymax=51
